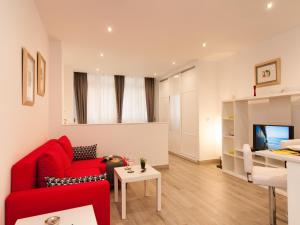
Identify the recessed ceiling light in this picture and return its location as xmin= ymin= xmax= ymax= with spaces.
xmin=267 ymin=2 xmax=273 ymax=9
xmin=100 ymin=53 xmax=104 ymax=57
xmin=174 ymin=75 xmax=179 ymax=78
xmin=172 ymin=62 xmax=176 ymax=65
xmin=154 ymin=73 xmax=157 ymax=76
xmin=202 ymin=42 xmax=207 ymax=48
xmin=107 ymin=26 xmax=113 ymax=32
xmin=96 ymin=68 xmax=100 ymax=72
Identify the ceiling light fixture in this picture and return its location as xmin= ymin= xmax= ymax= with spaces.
xmin=107 ymin=26 xmax=113 ymax=32
xmin=174 ymin=75 xmax=179 ymax=78
xmin=267 ymin=2 xmax=273 ymax=9
xmin=154 ymin=73 xmax=157 ymax=76
xmin=100 ymin=53 xmax=104 ymax=57
xmin=96 ymin=68 xmax=100 ymax=72
xmin=202 ymin=42 xmax=207 ymax=48
xmin=172 ymin=62 xmax=176 ymax=65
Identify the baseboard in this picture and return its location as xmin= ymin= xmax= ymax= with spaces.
xmin=198 ymin=159 xmax=219 ymax=165
xmin=153 ymin=165 xmax=169 ymax=169
xmin=169 ymin=151 xmax=198 ymax=164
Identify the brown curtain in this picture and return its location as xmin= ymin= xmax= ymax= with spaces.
xmin=145 ymin=77 xmax=155 ymax=122
xmin=74 ymin=72 xmax=88 ymax=124
xmin=114 ymin=75 xmax=125 ymax=123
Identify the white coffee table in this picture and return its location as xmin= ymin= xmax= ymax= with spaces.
xmin=114 ymin=165 xmax=161 ymax=219
xmin=15 ymin=205 xmax=97 ymax=225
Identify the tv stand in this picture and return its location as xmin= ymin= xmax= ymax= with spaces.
xmin=222 ymin=91 xmax=300 ymax=183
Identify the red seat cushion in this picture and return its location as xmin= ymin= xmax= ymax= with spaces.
xmin=66 ymin=168 xmax=101 ymax=177
xmin=57 ymin=136 xmax=74 ymax=161
xmin=37 ymin=143 xmax=71 ymax=187
xmin=71 ymin=158 xmax=107 ymax=174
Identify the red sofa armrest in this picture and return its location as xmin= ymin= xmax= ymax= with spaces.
xmin=5 ymin=180 xmax=110 ymax=225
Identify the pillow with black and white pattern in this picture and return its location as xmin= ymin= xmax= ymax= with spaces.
xmin=73 ymin=144 xmax=97 ymax=161
xmin=45 ymin=174 xmax=106 ymax=187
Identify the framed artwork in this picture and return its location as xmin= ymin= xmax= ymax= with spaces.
xmin=255 ymin=58 xmax=281 ymax=87
xmin=22 ymin=48 xmax=35 ymax=106
xmin=37 ymin=52 xmax=46 ymax=96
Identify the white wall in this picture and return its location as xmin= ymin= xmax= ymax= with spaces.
xmin=63 ymin=65 xmax=74 ymax=124
xmin=198 ymin=61 xmax=222 ymax=160
xmin=0 ymin=0 xmax=49 ymax=224
xmin=217 ymin=26 xmax=300 ymax=100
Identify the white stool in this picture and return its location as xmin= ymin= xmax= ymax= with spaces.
xmin=243 ymin=144 xmax=287 ymax=225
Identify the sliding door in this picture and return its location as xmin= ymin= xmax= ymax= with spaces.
xmin=158 ymin=67 xmax=199 ymax=161
xmin=168 ymin=76 xmax=181 ymax=154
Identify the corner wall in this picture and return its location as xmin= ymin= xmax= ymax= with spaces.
xmin=0 ymin=0 xmax=49 ymax=224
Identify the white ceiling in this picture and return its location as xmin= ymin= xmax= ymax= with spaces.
xmin=35 ymin=0 xmax=300 ymax=76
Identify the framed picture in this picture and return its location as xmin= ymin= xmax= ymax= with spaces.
xmin=22 ymin=48 xmax=35 ymax=106
xmin=255 ymin=58 xmax=281 ymax=87
xmin=37 ymin=52 xmax=46 ymax=96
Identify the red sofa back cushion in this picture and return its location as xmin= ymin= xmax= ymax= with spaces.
xmin=11 ymin=140 xmax=71 ymax=192
xmin=57 ymin=136 xmax=74 ymax=161
xmin=37 ymin=144 xmax=71 ymax=187
xmin=11 ymin=140 xmax=56 ymax=192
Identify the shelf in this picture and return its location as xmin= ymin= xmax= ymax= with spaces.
xmin=223 ymin=135 xmax=234 ymax=139
xmin=222 ymin=91 xmax=300 ymax=103
xmin=222 ymin=117 xmax=234 ymax=121
xmin=235 ymin=155 xmax=244 ymax=160
xmin=223 ymin=152 xmax=234 ymax=157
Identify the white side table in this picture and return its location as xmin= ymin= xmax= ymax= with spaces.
xmin=114 ymin=165 xmax=161 ymax=219
xmin=16 ymin=205 xmax=97 ymax=225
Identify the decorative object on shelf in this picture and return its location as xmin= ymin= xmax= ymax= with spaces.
xmin=140 ymin=158 xmax=146 ymax=172
xmin=22 ymin=48 xmax=35 ymax=106
xmin=37 ymin=52 xmax=46 ymax=96
xmin=255 ymin=58 xmax=281 ymax=87
xmin=45 ymin=216 xmax=60 ymax=225
xmin=253 ymin=85 xmax=256 ymax=96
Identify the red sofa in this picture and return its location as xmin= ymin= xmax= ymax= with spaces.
xmin=5 ymin=136 xmax=110 ymax=225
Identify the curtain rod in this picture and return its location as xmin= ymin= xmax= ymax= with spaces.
xmin=159 ymin=65 xmax=196 ymax=82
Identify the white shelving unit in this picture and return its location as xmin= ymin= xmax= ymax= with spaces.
xmin=222 ymin=92 xmax=300 ymax=180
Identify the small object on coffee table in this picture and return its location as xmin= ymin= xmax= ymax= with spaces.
xmin=127 ymin=169 xmax=134 ymax=173
xmin=140 ymin=158 xmax=146 ymax=170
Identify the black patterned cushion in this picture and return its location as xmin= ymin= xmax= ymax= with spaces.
xmin=45 ymin=174 xmax=106 ymax=187
xmin=73 ymin=144 xmax=97 ymax=161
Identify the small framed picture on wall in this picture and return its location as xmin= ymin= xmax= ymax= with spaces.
xmin=22 ymin=48 xmax=35 ymax=106
xmin=255 ymin=58 xmax=281 ymax=87
xmin=37 ymin=52 xmax=46 ymax=96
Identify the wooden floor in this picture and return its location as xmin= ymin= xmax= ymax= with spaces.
xmin=110 ymin=154 xmax=287 ymax=225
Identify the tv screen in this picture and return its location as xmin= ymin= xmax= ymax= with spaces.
xmin=253 ymin=124 xmax=294 ymax=151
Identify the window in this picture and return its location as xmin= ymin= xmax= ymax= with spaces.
xmin=87 ymin=74 xmax=117 ymax=123
xmin=122 ymin=76 xmax=147 ymax=123
xmin=85 ymin=74 xmax=148 ymax=124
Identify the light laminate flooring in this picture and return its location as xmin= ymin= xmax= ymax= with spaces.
xmin=111 ymin=154 xmax=287 ymax=225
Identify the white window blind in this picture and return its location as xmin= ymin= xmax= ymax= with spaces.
xmin=87 ymin=74 xmax=117 ymax=123
xmin=122 ymin=76 xmax=147 ymax=123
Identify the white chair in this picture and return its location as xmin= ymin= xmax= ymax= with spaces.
xmin=243 ymin=144 xmax=287 ymax=225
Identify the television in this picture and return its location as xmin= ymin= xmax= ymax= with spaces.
xmin=253 ymin=124 xmax=294 ymax=151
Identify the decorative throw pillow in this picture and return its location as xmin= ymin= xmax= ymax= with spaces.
xmin=73 ymin=144 xmax=97 ymax=161
xmin=45 ymin=174 xmax=106 ymax=187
